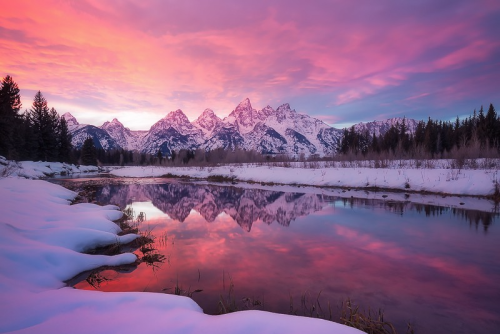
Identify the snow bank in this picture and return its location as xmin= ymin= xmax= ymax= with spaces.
xmin=111 ymin=164 xmax=499 ymax=197
xmin=0 ymin=156 xmax=98 ymax=179
xmin=0 ymin=177 xmax=360 ymax=334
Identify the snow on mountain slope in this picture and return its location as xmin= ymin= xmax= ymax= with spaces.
xmin=259 ymin=103 xmax=343 ymax=156
xmin=65 ymin=101 xmax=417 ymax=157
xmin=62 ymin=112 xmax=85 ymax=131
xmin=193 ymin=108 xmax=222 ymax=137
xmin=142 ymin=109 xmax=204 ymax=155
xmin=100 ymin=118 xmax=147 ymax=151
xmin=204 ymin=123 xmax=245 ymax=151
xmin=243 ymin=122 xmax=289 ymax=154
xmin=353 ymin=118 xmax=419 ymax=137
xmin=71 ymin=125 xmax=121 ymax=150
xmin=63 ymin=113 xmax=121 ymax=150
xmin=224 ymin=98 xmax=270 ymax=134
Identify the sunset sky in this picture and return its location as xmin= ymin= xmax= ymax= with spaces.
xmin=1 ymin=0 xmax=499 ymax=130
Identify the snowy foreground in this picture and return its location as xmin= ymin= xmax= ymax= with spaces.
xmin=0 ymin=177 xmax=361 ymax=334
xmin=112 ymin=163 xmax=499 ymax=197
xmin=0 ymin=156 xmax=98 ymax=179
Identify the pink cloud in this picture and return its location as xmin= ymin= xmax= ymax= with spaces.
xmin=1 ymin=0 xmax=499 ymax=128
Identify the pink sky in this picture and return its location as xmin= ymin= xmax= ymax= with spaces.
xmin=1 ymin=0 xmax=499 ymax=130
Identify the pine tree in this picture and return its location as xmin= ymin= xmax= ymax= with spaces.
xmin=19 ymin=112 xmax=35 ymax=160
xmin=157 ymin=149 xmax=162 ymax=165
xmin=0 ymin=75 xmax=22 ymax=158
xmin=58 ymin=117 xmax=72 ymax=162
xmin=80 ymin=137 xmax=97 ymax=165
xmin=28 ymin=91 xmax=50 ymax=160
xmin=44 ymin=107 xmax=60 ymax=161
xmin=485 ymin=103 xmax=498 ymax=148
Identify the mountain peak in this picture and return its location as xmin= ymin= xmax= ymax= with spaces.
xmin=196 ymin=108 xmax=221 ymax=122
xmin=260 ymin=105 xmax=275 ymax=118
xmin=62 ymin=112 xmax=79 ymax=127
xmin=101 ymin=117 xmax=125 ymax=130
xmin=194 ymin=108 xmax=222 ymax=133
xmin=201 ymin=108 xmax=216 ymax=117
xmin=109 ymin=118 xmax=123 ymax=125
xmin=277 ymin=103 xmax=291 ymax=112
xmin=237 ymin=98 xmax=251 ymax=110
xmin=165 ymin=109 xmax=188 ymax=121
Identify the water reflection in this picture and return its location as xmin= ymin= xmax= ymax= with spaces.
xmin=72 ymin=181 xmax=500 ymax=334
xmin=94 ymin=182 xmax=496 ymax=232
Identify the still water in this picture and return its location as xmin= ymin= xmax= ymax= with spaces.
xmin=68 ymin=180 xmax=499 ymax=334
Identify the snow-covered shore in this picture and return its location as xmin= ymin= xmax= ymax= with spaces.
xmin=0 ymin=156 xmax=98 ymax=179
xmin=111 ymin=164 xmax=499 ymax=197
xmin=0 ymin=177 xmax=360 ymax=334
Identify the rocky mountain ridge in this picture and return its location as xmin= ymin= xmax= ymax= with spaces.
xmin=64 ymin=99 xmax=417 ymax=156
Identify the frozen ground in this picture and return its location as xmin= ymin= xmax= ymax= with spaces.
xmin=111 ymin=162 xmax=499 ymax=197
xmin=0 ymin=177 xmax=361 ymax=334
xmin=0 ymin=156 xmax=98 ymax=179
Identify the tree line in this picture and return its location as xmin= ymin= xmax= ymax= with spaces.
xmin=2 ymin=74 xmax=499 ymax=166
xmin=338 ymin=104 xmax=499 ymax=160
xmin=0 ymin=75 xmax=72 ymax=162
xmin=0 ymin=75 xmax=158 ymax=166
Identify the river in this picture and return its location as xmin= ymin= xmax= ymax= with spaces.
xmin=53 ymin=177 xmax=500 ymax=334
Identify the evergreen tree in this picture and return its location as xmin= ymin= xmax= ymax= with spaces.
xmin=44 ymin=107 xmax=60 ymax=161
xmin=477 ymin=106 xmax=487 ymax=146
xmin=0 ymin=75 xmax=22 ymax=158
xmin=485 ymin=103 xmax=498 ymax=147
xmin=19 ymin=112 xmax=36 ymax=160
xmin=157 ymin=149 xmax=162 ymax=164
xmin=370 ymin=132 xmax=380 ymax=153
xmin=80 ymin=137 xmax=97 ymax=165
xmin=381 ymin=123 xmax=399 ymax=153
xmin=26 ymin=92 xmax=63 ymax=162
xmin=58 ymin=117 xmax=72 ymax=162
xmin=338 ymin=128 xmax=351 ymax=154
xmin=28 ymin=91 xmax=50 ymax=160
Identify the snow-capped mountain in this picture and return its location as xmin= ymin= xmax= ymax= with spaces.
xmin=63 ymin=113 xmax=121 ymax=150
xmin=253 ymin=103 xmax=341 ymax=156
xmin=62 ymin=112 xmax=83 ymax=131
xmin=224 ymin=98 xmax=273 ymax=134
xmin=71 ymin=125 xmax=121 ymax=151
xmin=193 ymin=108 xmax=222 ymax=136
xmin=66 ymin=99 xmax=418 ymax=156
xmin=142 ymin=109 xmax=204 ymax=155
xmin=100 ymin=118 xmax=147 ymax=151
xmin=353 ymin=118 xmax=419 ymax=137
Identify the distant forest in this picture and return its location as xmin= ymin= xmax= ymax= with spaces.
xmin=338 ymin=102 xmax=499 ymax=162
xmin=1 ymin=74 xmax=499 ymax=166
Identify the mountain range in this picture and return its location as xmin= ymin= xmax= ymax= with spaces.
xmin=63 ymin=98 xmax=418 ymax=156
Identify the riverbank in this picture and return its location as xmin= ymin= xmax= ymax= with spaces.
xmin=0 ymin=156 xmax=98 ymax=178
xmin=0 ymin=177 xmax=360 ymax=334
xmin=110 ymin=164 xmax=499 ymax=198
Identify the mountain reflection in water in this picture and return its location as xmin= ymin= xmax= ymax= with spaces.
xmin=94 ymin=182 xmax=495 ymax=232
xmin=72 ymin=181 xmax=500 ymax=334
